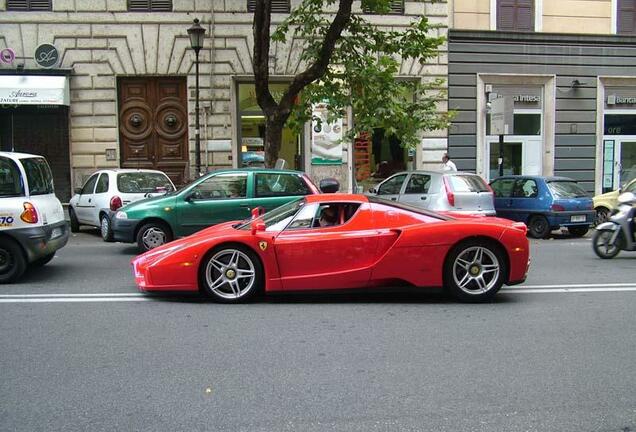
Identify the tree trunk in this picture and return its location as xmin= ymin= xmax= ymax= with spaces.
xmin=264 ymin=116 xmax=284 ymax=168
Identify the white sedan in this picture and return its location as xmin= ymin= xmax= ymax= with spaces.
xmin=68 ymin=169 xmax=175 ymax=241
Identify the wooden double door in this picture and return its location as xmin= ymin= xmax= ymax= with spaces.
xmin=118 ymin=77 xmax=188 ymax=186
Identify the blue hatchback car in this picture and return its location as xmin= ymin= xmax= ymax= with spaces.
xmin=489 ymin=176 xmax=594 ymax=238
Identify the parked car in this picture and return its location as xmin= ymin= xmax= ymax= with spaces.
xmin=0 ymin=151 xmax=69 ymax=283
xmin=131 ymin=194 xmax=530 ymax=303
xmin=593 ymin=177 xmax=636 ymax=225
xmin=68 ymin=169 xmax=175 ymax=241
xmin=367 ymin=170 xmax=496 ymax=216
xmin=489 ymin=175 xmax=594 ymax=238
xmin=112 ymin=168 xmax=335 ymax=253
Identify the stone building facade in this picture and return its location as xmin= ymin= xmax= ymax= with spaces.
xmin=0 ymin=0 xmax=449 ymax=201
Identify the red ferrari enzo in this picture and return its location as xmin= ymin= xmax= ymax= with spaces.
xmin=131 ymin=194 xmax=530 ymax=303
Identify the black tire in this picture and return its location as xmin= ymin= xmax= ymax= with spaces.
xmin=592 ymin=229 xmax=623 ymax=259
xmin=200 ymin=244 xmax=263 ymax=303
xmin=0 ymin=237 xmax=27 ymax=284
xmin=594 ymin=207 xmax=610 ymax=226
xmin=69 ymin=207 xmax=80 ymax=233
xmin=136 ymin=221 xmax=173 ymax=253
xmin=528 ymin=215 xmax=551 ymax=239
xmin=443 ymin=239 xmax=507 ymax=303
xmin=100 ymin=214 xmax=114 ymax=242
xmin=31 ymin=252 xmax=55 ymax=267
xmin=568 ymin=226 xmax=589 ymax=238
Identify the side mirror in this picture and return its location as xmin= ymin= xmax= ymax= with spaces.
xmin=368 ymin=187 xmax=377 ymax=194
xmin=251 ymin=207 xmax=265 ymax=219
xmin=319 ymin=178 xmax=340 ymax=194
xmin=251 ymin=220 xmax=266 ymax=235
xmin=184 ymin=192 xmax=196 ymax=202
xmin=74 ymin=187 xmax=82 ymax=195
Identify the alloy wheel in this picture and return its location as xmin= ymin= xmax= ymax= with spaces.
xmin=141 ymin=227 xmax=166 ymax=250
xmin=205 ymin=249 xmax=256 ymax=300
xmin=452 ymin=246 xmax=501 ymax=295
xmin=100 ymin=217 xmax=110 ymax=240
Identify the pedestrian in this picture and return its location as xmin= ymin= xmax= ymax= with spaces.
xmin=441 ymin=152 xmax=457 ymax=171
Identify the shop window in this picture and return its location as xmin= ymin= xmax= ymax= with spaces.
xmin=247 ymin=0 xmax=290 ymax=13
xmin=237 ymin=83 xmax=302 ymax=170
xmin=7 ymin=0 xmax=51 ymax=10
xmin=362 ymin=0 xmax=404 ymax=14
xmin=618 ymin=0 xmax=636 ymax=35
xmin=128 ymin=0 xmax=172 ymax=11
xmin=497 ymin=0 xmax=534 ymax=32
xmin=487 ymin=113 xmax=541 ymax=135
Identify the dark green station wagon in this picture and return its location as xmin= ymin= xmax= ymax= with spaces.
xmin=111 ymin=168 xmax=336 ymax=252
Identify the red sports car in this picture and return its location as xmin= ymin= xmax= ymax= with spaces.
xmin=131 ymin=194 xmax=530 ymax=303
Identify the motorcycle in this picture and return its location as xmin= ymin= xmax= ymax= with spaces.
xmin=592 ymin=191 xmax=636 ymax=259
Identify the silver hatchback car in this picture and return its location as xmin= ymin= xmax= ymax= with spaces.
xmin=368 ymin=170 xmax=496 ymax=216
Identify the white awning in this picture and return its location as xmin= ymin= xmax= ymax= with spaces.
xmin=0 ymin=75 xmax=70 ymax=105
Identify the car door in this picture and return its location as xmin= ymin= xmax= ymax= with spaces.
xmin=273 ymin=202 xmax=378 ymax=290
xmin=90 ymin=173 xmax=110 ymax=226
xmin=398 ymin=173 xmax=432 ymax=209
xmin=75 ymin=173 xmax=99 ymax=224
xmin=375 ymin=173 xmax=408 ymax=202
xmin=250 ymin=172 xmax=313 ymax=213
xmin=176 ymin=172 xmax=251 ymax=236
xmin=508 ymin=178 xmax=539 ymax=222
xmin=490 ymin=177 xmax=516 ymax=220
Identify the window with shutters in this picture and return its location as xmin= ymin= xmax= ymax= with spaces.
xmin=247 ymin=0 xmax=290 ymax=13
xmin=362 ymin=0 xmax=404 ymax=14
xmin=128 ymin=0 xmax=172 ymax=12
xmin=6 ymin=0 xmax=51 ymax=10
xmin=618 ymin=0 xmax=636 ymax=34
xmin=497 ymin=0 xmax=534 ymax=31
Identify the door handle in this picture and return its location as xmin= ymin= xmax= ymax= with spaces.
xmin=88 ymin=199 xmax=92 ymax=203
xmin=390 ymin=197 xmax=397 ymax=201
xmin=240 ymin=205 xmax=251 ymax=210
xmin=420 ymin=196 xmax=427 ymax=200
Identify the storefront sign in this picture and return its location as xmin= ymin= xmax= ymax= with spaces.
xmin=607 ymin=94 xmax=636 ymax=105
xmin=311 ymin=103 xmax=343 ymax=165
xmin=34 ymin=44 xmax=59 ymax=68
xmin=512 ymin=95 xmax=540 ymax=103
xmin=0 ymin=75 xmax=70 ymax=105
xmin=0 ymin=48 xmax=16 ymax=65
xmin=603 ymin=140 xmax=615 ymax=189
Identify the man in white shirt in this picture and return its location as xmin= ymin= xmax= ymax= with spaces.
xmin=441 ymin=152 xmax=457 ymax=171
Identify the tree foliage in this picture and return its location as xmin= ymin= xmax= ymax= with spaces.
xmin=253 ymin=0 xmax=450 ymax=167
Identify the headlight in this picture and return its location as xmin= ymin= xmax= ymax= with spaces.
xmin=115 ymin=211 xmax=128 ymax=220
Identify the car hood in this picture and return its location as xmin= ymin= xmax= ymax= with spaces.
xmin=593 ymin=189 xmax=618 ymax=203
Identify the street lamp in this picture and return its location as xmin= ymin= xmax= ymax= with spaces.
xmin=187 ymin=18 xmax=206 ymax=177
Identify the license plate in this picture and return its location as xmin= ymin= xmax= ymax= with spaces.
xmin=50 ymin=227 xmax=63 ymax=239
xmin=570 ymin=215 xmax=586 ymax=223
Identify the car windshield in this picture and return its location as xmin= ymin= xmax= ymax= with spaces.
xmin=117 ymin=172 xmax=175 ymax=194
xmin=20 ymin=157 xmax=54 ymax=195
xmin=0 ymin=157 xmax=25 ymax=197
xmin=237 ymin=197 xmax=305 ymax=231
xmin=547 ymin=181 xmax=589 ymax=198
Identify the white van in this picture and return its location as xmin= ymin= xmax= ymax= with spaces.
xmin=0 ymin=152 xmax=69 ymax=283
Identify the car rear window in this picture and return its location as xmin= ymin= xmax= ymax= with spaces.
xmin=447 ymin=175 xmax=490 ymax=193
xmin=0 ymin=157 xmax=25 ymax=197
xmin=547 ymin=181 xmax=589 ymax=198
xmin=117 ymin=172 xmax=175 ymax=194
xmin=368 ymin=196 xmax=450 ymax=221
xmin=20 ymin=157 xmax=54 ymax=195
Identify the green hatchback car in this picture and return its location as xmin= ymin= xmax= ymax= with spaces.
xmin=111 ymin=168 xmax=330 ymax=252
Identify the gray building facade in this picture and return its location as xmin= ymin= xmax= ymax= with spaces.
xmin=449 ymin=29 xmax=636 ymax=193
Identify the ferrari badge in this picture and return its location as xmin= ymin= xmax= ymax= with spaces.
xmin=258 ymin=241 xmax=268 ymax=251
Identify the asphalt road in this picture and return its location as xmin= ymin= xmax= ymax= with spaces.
xmin=1 ymin=228 xmax=635 ymax=431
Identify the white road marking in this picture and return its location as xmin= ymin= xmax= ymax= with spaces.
xmin=0 ymin=283 xmax=635 ymax=303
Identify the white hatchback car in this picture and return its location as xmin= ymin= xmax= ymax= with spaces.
xmin=68 ymin=169 xmax=175 ymax=241
xmin=0 ymin=152 xmax=69 ymax=283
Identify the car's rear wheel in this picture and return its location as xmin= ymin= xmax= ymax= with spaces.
xmin=0 ymin=238 xmax=26 ymax=284
xmin=528 ymin=215 xmax=550 ymax=238
xmin=592 ymin=229 xmax=623 ymax=259
xmin=200 ymin=245 xmax=262 ymax=303
xmin=595 ymin=207 xmax=610 ymax=226
xmin=69 ymin=208 xmax=80 ymax=233
xmin=568 ymin=226 xmax=589 ymax=237
xmin=31 ymin=253 xmax=55 ymax=267
xmin=100 ymin=214 xmax=114 ymax=242
xmin=443 ymin=240 xmax=506 ymax=303
xmin=136 ymin=222 xmax=172 ymax=253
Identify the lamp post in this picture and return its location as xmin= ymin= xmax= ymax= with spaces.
xmin=187 ymin=18 xmax=206 ymax=177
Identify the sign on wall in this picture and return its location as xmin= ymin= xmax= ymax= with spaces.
xmin=34 ymin=44 xmax=59 ymax=69
xmin=311 ymin=103 xmax=343 ymax=165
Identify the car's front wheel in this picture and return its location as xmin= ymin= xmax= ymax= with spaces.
xmin=594 ymin=207 xmax=610 ymax=226
xmin=69 ymin=208 xmax=80 ymax=233
xmin=0 ymin=238 xmax=26 ymax=284
xmin=136 ymin=222 xmax=173 ymax=253
xmin=528 ymin=215 xmax=551 ymax=238
xmin=100 ymin=214 xmax=114 ymax=242
xmin=443 ymin=240 xmax=507 ymax=303
xmin=200 ymin=245 xmax=263 ymax=303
